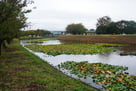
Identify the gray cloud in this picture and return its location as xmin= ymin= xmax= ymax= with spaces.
xmin=26 ymin=0 xmax=136 ymax=31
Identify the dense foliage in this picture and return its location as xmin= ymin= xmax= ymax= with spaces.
xmin=0 ymin=0 xmax=32 ymax=55
xmin=66 ymin=23 xmax=87 ymax=35
xmin=25 ymin=43 xmax=117 ymax=56
xmin=59 ymin=61 xmax=136 ymax=91
xmin=96 ymin=16 xmax=136 ymax=34
xmin=21 ymin=29 xmax=52 ymax=37
xmin=124 ymin=21 xmax=136 ymax=34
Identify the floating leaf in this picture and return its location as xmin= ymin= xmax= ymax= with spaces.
xmin=58 ymin=61 xmax=136 ymax=91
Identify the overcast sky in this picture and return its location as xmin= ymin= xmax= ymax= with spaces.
xmin=26 ymin=0 xmax=136 ymax=31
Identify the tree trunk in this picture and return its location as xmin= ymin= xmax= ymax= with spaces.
xmin=0 ymin=41 xmax=2 ymax=55
xmin=0 ymin=39 xmax=4 ymax=55
xmin=7 ymin=38 xmax=12 ymax=44
xmin=2 ymin=41 xmax=7 ymax=49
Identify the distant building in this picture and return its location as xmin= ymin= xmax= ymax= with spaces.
xmin=50 ymin=31 xmax=65 ymax=37
xmin=86 ymin=29 xmax=96 ymax=35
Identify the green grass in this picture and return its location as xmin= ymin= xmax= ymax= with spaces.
xmin=0 ymin=39 xmax=98 ymax=91
xmin=25 ymin=43 xmax=119 ymax=56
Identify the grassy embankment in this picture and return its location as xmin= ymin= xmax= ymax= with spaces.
xmin=0 ymin=39 xmax=98 ymax=91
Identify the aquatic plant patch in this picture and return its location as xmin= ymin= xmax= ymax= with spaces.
xmin=59 ymin=61 xmax=136 ymax=91
xmin=25 ymin=44 xmax=115 ymax=56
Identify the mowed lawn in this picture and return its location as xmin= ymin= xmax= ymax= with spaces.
xmin=0 ymin=39 xmax=98 ymax=91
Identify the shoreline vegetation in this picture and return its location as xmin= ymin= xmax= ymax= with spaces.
xmin=19 ymin=36 xmax=57 ymax=40
xmin=0 ymin=39 xmax=98 ymax=91
xmin=58 ymin=35 xmax=136 ymax=45
xmin=25 ymin=43 xmax=119 ymax=56
xmin=0 ymin=35 xmax=136 ymax=90
xmin=58 ymin=35 xmax=136 ymax=53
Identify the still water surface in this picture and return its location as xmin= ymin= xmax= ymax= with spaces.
xmin=21 ymin=40 xmax=136 ymax=90
xmin=21 ymin=40 xmax=136 ymax=75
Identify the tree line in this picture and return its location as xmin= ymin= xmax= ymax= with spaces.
xmin=96 ymin=16 xmax=136 ymax=34
xmin=66 ymin=16 xmax=136 ymax=35
xmin=21 ymin=29 xmax=52 ymax=37
xmin=0 ymin=0 xmax=136 ymax=55
xmin=0 ymin=0 xmax=32 ymax=55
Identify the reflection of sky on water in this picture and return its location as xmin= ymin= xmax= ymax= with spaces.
xmin=34 ymin=51 xmax=136 ymax=75
xmin=33 ymin=51 xmax=136 ymax=91
xmin=42 ymin=40 xmax=62 ymax=45
xmin=21 ymin=40 xmax=62 ymax=46
xmin=21 ymin=40 xmax=136 ymax=75
xmin=21 ymin=40 xmax=136 ymax=91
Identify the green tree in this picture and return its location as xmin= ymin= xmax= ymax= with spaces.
xmin=96 ymin=16 xmax=112 ymax=27
xmin=124 ymin=21 xmax=136 ymax=34
xmin=43 ymin=30 xmax=52 ymax=36
xmin=66 ymin=23 xmax=87 ymax=35
xmin=20 ymin=29 xmax=52 ymax=37
xmin=116 ymin=20 xmax=127 ymax=34
xmin=96 ymin=26 xmax=108 ymax=34
xmin=96 ymin=16 xmax=112 ymax=34
xmin=106 ymin=22 xmax=124 ymax=34
xmin=0 ymin=0 xmax=32 ymax=55
xmin=36 ymin=29 xmax=52 ymax=36
xmin=96 ymin=16 xmax=136 ymax=34
xmin=106 ymin=22 xmax=117 ymax=34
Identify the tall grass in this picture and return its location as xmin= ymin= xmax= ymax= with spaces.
xmin=58 ymin=35 xmax=136 ymax=44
